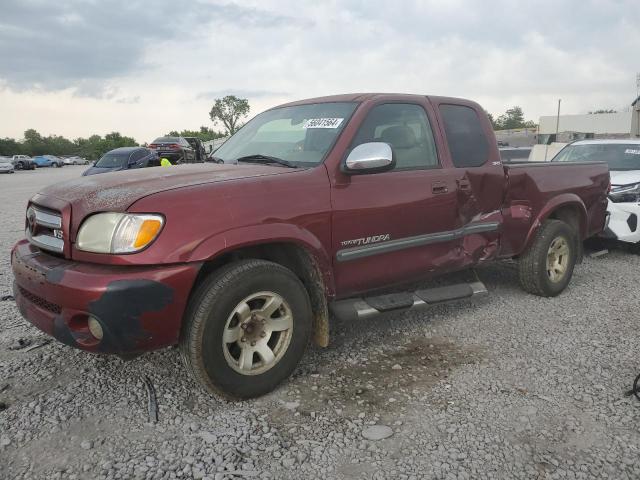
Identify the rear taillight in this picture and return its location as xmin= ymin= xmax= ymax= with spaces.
xmin=149 ymin=144 xmax=158 ymax=149
xmin=170 ymin=144 xmax=181 ymax=149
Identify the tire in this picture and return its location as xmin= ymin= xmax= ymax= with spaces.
xmin=518 ymin=219 xmax=578 ymax=297
xmin=180 ymin=259 xmax=313 ymax=399
xmin=16 ymin=161 xmax=24 ymax=170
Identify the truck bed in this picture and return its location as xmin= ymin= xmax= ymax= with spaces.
xmin=500 ymin=161 xmax=610 ymax=257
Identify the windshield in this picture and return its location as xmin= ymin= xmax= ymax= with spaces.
xmin=213 ymin=102 xmax=357 ymax=166
xmin=553 ymin=144 xmax=640 ymax=170
xmin=95 ymin=152 xmax=129 ymax=168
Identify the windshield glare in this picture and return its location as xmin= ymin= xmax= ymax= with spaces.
xmin=553 ymin=144 xmax=640 ymax=170
xmin=95 ymin=152 xmax=129 ymax=168
xmin=213 ymin=102 xmax=357 ymax=166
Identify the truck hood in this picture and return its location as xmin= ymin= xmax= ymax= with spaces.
xmin=610 ymin=170 xmax=640 ymax=186
xmin=37 ymin=163 xmax=294 ymax=215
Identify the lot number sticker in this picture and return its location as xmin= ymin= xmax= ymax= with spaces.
xmin=625 ymin=149 xmax=640 ymax=155
xmin=303 ymin=118 xmax=344 ymax=129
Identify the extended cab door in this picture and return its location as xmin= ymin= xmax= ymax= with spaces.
xmin=430 ymin=99 xmax=506 ymax=266
xmin=329 ymin=100 xmax=463 ymax=297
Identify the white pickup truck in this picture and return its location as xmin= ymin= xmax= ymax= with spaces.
xmin=11 ymin=155 xmax=36 ymax=170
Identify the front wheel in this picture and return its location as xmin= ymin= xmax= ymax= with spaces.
xmin=180 ymin=259 xmax=312 ymax=399
xmin=518 ymin=219 xmax=578 ymax=297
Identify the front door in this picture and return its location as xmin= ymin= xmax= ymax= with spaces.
xmin=330 ymin=101 xmax=461 ymax=297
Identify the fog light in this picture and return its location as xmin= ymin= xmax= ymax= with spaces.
xmin=87 ymin=316 xmax=104 ymax=340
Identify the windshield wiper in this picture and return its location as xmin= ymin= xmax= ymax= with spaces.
xmin=235 ymin=154 xmax=298 ymax=168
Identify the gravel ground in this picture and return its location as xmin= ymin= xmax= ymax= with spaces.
xmin=1 ymin=166 xmax=640 ymax=479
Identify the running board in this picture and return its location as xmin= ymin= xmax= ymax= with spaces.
xmin=330 ymin=281 xmax=488 ymax=321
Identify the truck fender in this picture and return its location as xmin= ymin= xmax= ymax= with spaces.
xmin=186 ymin=223 xmax=334 ymax=347
xmin=523 ymin=194 xmax=588 ymax=250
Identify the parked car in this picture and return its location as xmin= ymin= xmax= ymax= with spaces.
xmin=499 ymin=147 xmax=532 ymax=162
xmin=12 ymin=93 xmax=609 ymax=400
xmin=32 ymin=155 xmax=64 ymax=168
xmin=11 ymin=155 xmax=36 ymax=170
xmin=184 ymin=137 xmax=207 ymax=163
xmin=0 ymin=156 xmax=15 ymax=173
xmin=553 ymin=139 xmax=640 ymax=244
xmin=148 ymin=136 xmax=196 ymax=164
xmin=82 ymin=147 xmax=159 ymax=176
xmin=63 ymin=156 xmax=87 ymax=166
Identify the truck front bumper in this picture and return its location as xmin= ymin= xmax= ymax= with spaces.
xmin=11 ymin=240 xmax=201 ymax=355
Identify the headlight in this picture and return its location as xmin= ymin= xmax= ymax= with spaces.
xmin=609 ymin=182 xmax=640 ymax=203
xmin=76 ymin=213 xmax=164 ymax=253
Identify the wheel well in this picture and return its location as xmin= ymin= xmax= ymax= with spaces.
xmin=192 ymin=242 xmax=330 ymax=347
xmin=547 ymin=204 xmax=585 ymax=262
xmin=547 ymin=204 xmax=584 ymax=238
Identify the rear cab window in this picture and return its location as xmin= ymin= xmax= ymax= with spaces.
xmin=439 ymin=104 xmax=489 ymax=168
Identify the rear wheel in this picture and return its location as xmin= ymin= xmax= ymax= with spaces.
xmin=518 ymin=219 xmax=578 ymax=297
xmin=180 ymin=259 xmax=312 ymax=399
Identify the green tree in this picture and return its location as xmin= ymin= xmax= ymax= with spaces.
xmin=484 ymin=110 xmax=497 ymax=129
xmin=2 ymin=129 xmax=139 ymax=160
xmin=166 ymin=127 xmax=226 ymax=142
xmin=23 ymin=129 xmax=47 ymax=155
xmin=209 ymin=95 xmax=250 ymax=135
xmin=493 ymin=106 xmax=537 ymax=130
xmin=496 ymin=106 xmax=525 ymax=130
xmin=0 ymin=137 xmax=24 ymax=156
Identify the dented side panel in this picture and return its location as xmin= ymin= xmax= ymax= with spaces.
xmin=500 ymin=162 xmax=609 ymax=257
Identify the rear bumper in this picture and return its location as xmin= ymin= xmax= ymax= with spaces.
xmin=11 ymin=240 xmax=201 ymax=355
xmin=155 ymin=151 xmax=183 ymax=161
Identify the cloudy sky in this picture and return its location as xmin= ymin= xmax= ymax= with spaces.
xmin=0 ymin=0 xmax=638 ymax=143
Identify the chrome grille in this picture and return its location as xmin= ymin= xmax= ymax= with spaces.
xmin=26 ymin=205 xmax=64 ymax=253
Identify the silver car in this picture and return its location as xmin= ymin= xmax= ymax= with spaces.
xmin=0 ymin=157 xmax=16 ymax=174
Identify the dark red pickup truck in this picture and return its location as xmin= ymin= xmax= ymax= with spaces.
xmin=11 ymin=94 xmax=609 ymax=398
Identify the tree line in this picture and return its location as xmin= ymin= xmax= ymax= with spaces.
xmin=0 ymin=126 xmax=227 ymax=160
xmin=0 ymin=95 xmax=248 ymax=160
xmin=486 ymin=106 xmax=537 ymax=130
xmin=0 ymin=129 xmax=138 ymax=160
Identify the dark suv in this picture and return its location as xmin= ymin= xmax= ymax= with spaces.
xmin=149 ymin=137 xmax=196 ymax=164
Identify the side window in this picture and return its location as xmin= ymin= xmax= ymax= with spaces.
xmin=439 ymin=104 xmax=489 ymax=167
xmin=350 ymin=103 xmax=439 ymax=170
xmin=130 ymin=150 xmax=145 ymax=162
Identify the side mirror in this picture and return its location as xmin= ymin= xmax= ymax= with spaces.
xmin=343 ymin=142 xmax=395 ymax=174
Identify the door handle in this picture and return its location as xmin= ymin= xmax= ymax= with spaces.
xmin=457 ymin=179 xmax=471 ymax=191
xmin=432 ymin=182 xmax=448 ymax=194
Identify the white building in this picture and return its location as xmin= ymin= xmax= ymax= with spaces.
xmin=538 ymin=97 xmax=640 ymax=141
xmin=203 ymin=136 xmax=229 ymax=153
